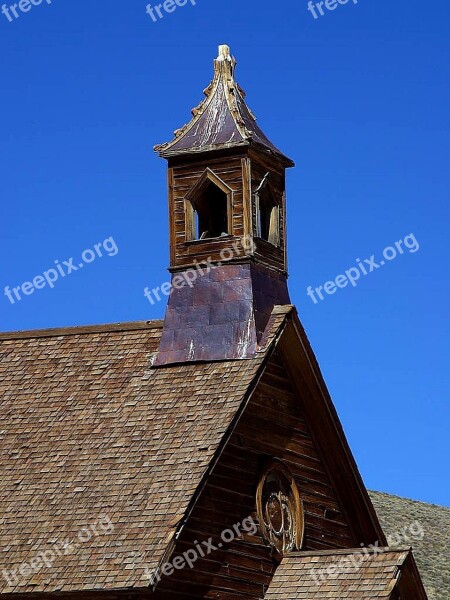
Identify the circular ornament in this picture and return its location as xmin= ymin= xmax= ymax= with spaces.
xmin=256 ymin=460 xmax=304 ymax=554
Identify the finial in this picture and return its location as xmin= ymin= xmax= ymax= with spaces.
xmin=214 ymin=44 xmax=236 ymax=81
xmin=217 ymin=44 xmax=231 ymax=61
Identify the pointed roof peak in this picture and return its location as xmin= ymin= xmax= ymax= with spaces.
xmin=216 ymin=43 xmax=234 ymax=64
xmin=155 ymin=45 xmax=294 ymax=166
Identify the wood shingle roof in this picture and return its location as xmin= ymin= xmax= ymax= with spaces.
xmin=0 ymin=317 xmax=285 ymax=593
xmin=264 ymin=548 xmax=423 ymax=599
xmin=0 ymin=310 xmax=441 ymax=599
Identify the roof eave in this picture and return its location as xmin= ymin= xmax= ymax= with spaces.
xmin=156 ymin=140 xmax=251 ymax=159
xmin=157 ymin=139 xmax=295 ymax=167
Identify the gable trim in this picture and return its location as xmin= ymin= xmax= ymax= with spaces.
xmin=277 ymin=310 xmax=386 ymax=546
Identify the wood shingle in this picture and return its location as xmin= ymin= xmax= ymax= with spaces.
xmin=0 ymin=320 xmax=269 ymax=593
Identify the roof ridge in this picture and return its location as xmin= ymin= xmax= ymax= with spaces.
xmin=0 ymin=320 xmax=164 ymax=341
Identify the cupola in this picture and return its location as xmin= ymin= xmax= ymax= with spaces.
xmin=153 ymin=45 xmax=294 ymax=366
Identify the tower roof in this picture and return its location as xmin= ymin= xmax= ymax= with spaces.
xmin=155 ymin=45 xmax=294 ymax=166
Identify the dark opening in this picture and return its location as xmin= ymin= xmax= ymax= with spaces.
xmin=258 ymin=186 xmax=279 ymax=246
xmin=259 ymin=196 xmax=273 ymax=242
xmin=193 ymin=181 xmax=229 ymax=239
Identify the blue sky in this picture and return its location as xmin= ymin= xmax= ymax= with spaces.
xmin=0 ymin=0 xmax=449 ymax=507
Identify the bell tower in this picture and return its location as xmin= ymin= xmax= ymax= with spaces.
xmin=153 ymin=45 xmax=294 ymax=366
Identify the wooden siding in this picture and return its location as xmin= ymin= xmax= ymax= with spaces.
xmin=249 ymin=151 xmax=287 ymax=274
xmin=153 ymin=349 xmax=354 ymax=600
xmin=167 ymin=150 xmax=287 ymax=273
xmin=169 ymin=153 xmax=247 ymax=269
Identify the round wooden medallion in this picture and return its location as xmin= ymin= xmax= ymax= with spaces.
xmin=256 ymin=461 xmax=304 ymax=554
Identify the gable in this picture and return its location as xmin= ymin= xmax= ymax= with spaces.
xmin=239 ymin=347 xmax=356 ymax=549
xmin=276 ymin=314 xmax=385 ymax=546
xmin=148 ymin=314 xmax=385 ymax=598
xmin=150 ymin=348 xmax=354 ymax=598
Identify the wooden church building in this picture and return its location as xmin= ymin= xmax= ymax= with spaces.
xmin=0 ymin=45 xmax=430 ymax=599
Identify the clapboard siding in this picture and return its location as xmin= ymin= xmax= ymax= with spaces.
xmin=166 ymin=150 xmax=287 ymax=273
xmin=153 ymin=348 xmax=354 ymax=599
xmin=250 ymin=155 xmax=287 ymax=273
xmin=169 ymin=154 xmax=247 ymax=269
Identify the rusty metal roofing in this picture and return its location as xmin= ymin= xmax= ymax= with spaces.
xmin=155 ymin=45 xmax=294 ymax=165
xmin=154 ymin=263 xmax=291 ymax=365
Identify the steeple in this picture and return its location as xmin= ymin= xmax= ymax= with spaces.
xmin=155 ymin=45 xmax=294 ymax=166
xmin=153 ymin=45 xmax=294 ymax=366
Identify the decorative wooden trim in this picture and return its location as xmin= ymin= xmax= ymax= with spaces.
xmin=168 ymin=167 xmax=176 ymax=265
xmin=254 ymin=172 xmax=269 ymax=239
xmin=254 ymin=172 xmax=281 ymax=247
xmin=242 ymin=157 xmax=253 ymax=239
xmin=256 ymin=459 xmax=305 ymax=556
xmin=184 ymin=168 xmax=234 ymax=240
xmin=185 ymin=167 xmax=234 ymax=201
xmin=282 ymin=190 xmax=288 ymax=273
xmin=270 ymin=205 xmax=281 ymax=247
xmin=277 ymin=312 xmax=387 ymax=546
xmin=184 ymin=198 xmax=196 ymax=241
